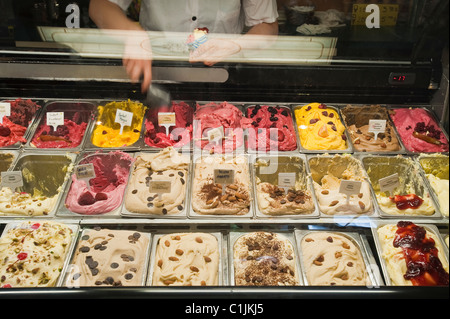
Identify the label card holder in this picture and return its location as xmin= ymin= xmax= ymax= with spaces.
xmin=0 ymin=102 xmax=11 ymax=124
xmin=149 ymin=180 xmax=172 ymax=199
xmin=278 ymin=172 xmax=296 ymax=194
xmin=158 ymin=112 xmax=176 ymax=136
xmin=368 ymin=119 xmax=387 ymax=141
xmin=379 ymin=173 xmax=400 ymax=196
xmin=75 ymin=163 xmax=96 ymax=191
xmin=339 ymin=180 xmax=362 ymax=204
xmin=115 ymin=109 xmax=133 ymax=135
xmin=47 ymin=112 xmax=64 ymax=131
xmin=208 ymin=126 xmax=224 ymax=144
xmin=214 ymin=169 xmax=235 ymax=195
xmin=1 ymin=171 xmax=23 ymax=192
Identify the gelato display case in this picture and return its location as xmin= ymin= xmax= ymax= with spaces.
xmin=0 ymin=0 xmax=449 ymax=300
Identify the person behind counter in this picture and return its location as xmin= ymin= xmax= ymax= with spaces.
xmin=89 ymin=0 xmax=279 ymax=92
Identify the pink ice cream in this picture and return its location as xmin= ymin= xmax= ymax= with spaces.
xmin=246 ymin=105 xmax=297 ymax=151
xmin=390 ymin=108 xmax=449 ymax=153
xmin=193 ymin=102 xmax=252 ymax=153
xmin=64 ymin=151 xmax=133 ymax=215
xmin=144 ymin=101 xmax=194 ymax=148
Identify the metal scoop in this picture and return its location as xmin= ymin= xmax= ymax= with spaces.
xmin=145 ymin=83 xmax=171 ymax=108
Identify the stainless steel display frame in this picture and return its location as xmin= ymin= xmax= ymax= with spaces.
xmin=0 ymin=91 xmax=448 ymax=299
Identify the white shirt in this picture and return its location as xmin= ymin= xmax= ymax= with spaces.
xmin=108 ymin=0 xmax=278 ymax=34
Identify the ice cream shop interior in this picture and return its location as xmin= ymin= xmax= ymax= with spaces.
xmin=0 ymin=0 xmax=448 ymax=299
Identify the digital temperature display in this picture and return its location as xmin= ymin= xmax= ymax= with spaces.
xmin=392 ymin=75 xmax=407 ymax=82
xmin=389 ymin=72 xmax=416 ymax=85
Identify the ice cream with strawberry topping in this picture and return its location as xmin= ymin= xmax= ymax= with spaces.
xmin=362 ymin=155 xmax=435 ymax=216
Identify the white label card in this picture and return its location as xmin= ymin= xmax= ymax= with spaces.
xmin=158 ymin=112 xmax=176 ymax=135
xmin=339 ymin=180 xmax=362 ymax=196
xmin=379 ymin=173 xmax=400 ymax=194
xmin=278 ymin=173 xmax=296 ymax=189
xmin=47 ymin=112 xmax=64 ymax=130
xmin=208 ymin=126 xmax=224 ymax=143
xmin=149 ymin=180 xmax=172 ymax=194
xmin=368 ymin=119 xmax=386 ymax=141
xmin=75 ymin=163 xmax=95 ymax=190
xmin=1 ymin=171 xmax=23 ymax=190
xmin=0 ymin=102 xmax=11 ymax=124
xmin=115 ymin=109 xmax=133 ymax=135
xmin=214 ymin=169 xmax=235 ymax=185
xmin=75 ymin=164 xmax=96 ymax=180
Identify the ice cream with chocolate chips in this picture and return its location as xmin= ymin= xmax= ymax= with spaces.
xmin=309 ymin=154 xmax=373 ymax=215
xmin=124 ymin=147 xmax=190 ymax=216
xmin=0 ymin=221 xmax=73 ymax=288
xmin=66 ymin=228 xmax=150 ymax=287
xmin=340 ymin=104 xmax=401 ymax=152
xmin=300 ymin=232 xmax=370 ymax=286
xmin=233 ymin=232 xmax=299 ymax=286
xmin=191 ymin=155 xmax=251 ymax=215
xmin=255 ymin=156 xmax=314 ymax=216
xmin=152 ymin=232 xmax=220 ymax=286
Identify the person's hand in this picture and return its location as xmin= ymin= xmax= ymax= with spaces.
xmin=189 ymin=38 xmax=241 ymax=66
xmin=122 ymin=31 xmax=153 ymax=93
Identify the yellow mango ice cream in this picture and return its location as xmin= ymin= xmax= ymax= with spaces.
xmin=91 ymin=100 xmax=146 ymax=148
xmin=295 ymin=103 xmax=347 ymax=151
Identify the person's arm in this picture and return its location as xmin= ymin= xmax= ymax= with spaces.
xmin=89 ymin=0 xmax=152 ymax=93
xmin=234 ymin=21 xmax=279 ymax=50
xmin=89 ymin=0 xmax=140 ymax=31
xmin=190 ymin=21 xmax=279 ymax=66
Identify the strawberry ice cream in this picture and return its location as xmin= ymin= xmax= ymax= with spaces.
xmin=193 ymin=101 xmax=252 ymax=153
xmin=0 ymin=98 xmax=41 ymax=147
xmin=246 ymin=105 xmax=297 ymax=152
xmin=31 ymin=118 xmax=88 ymax=149
xmin=144 ymin=101 xmax=194 ymax=148
xmin=64 ymin=151 xmax=133 ymax=215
